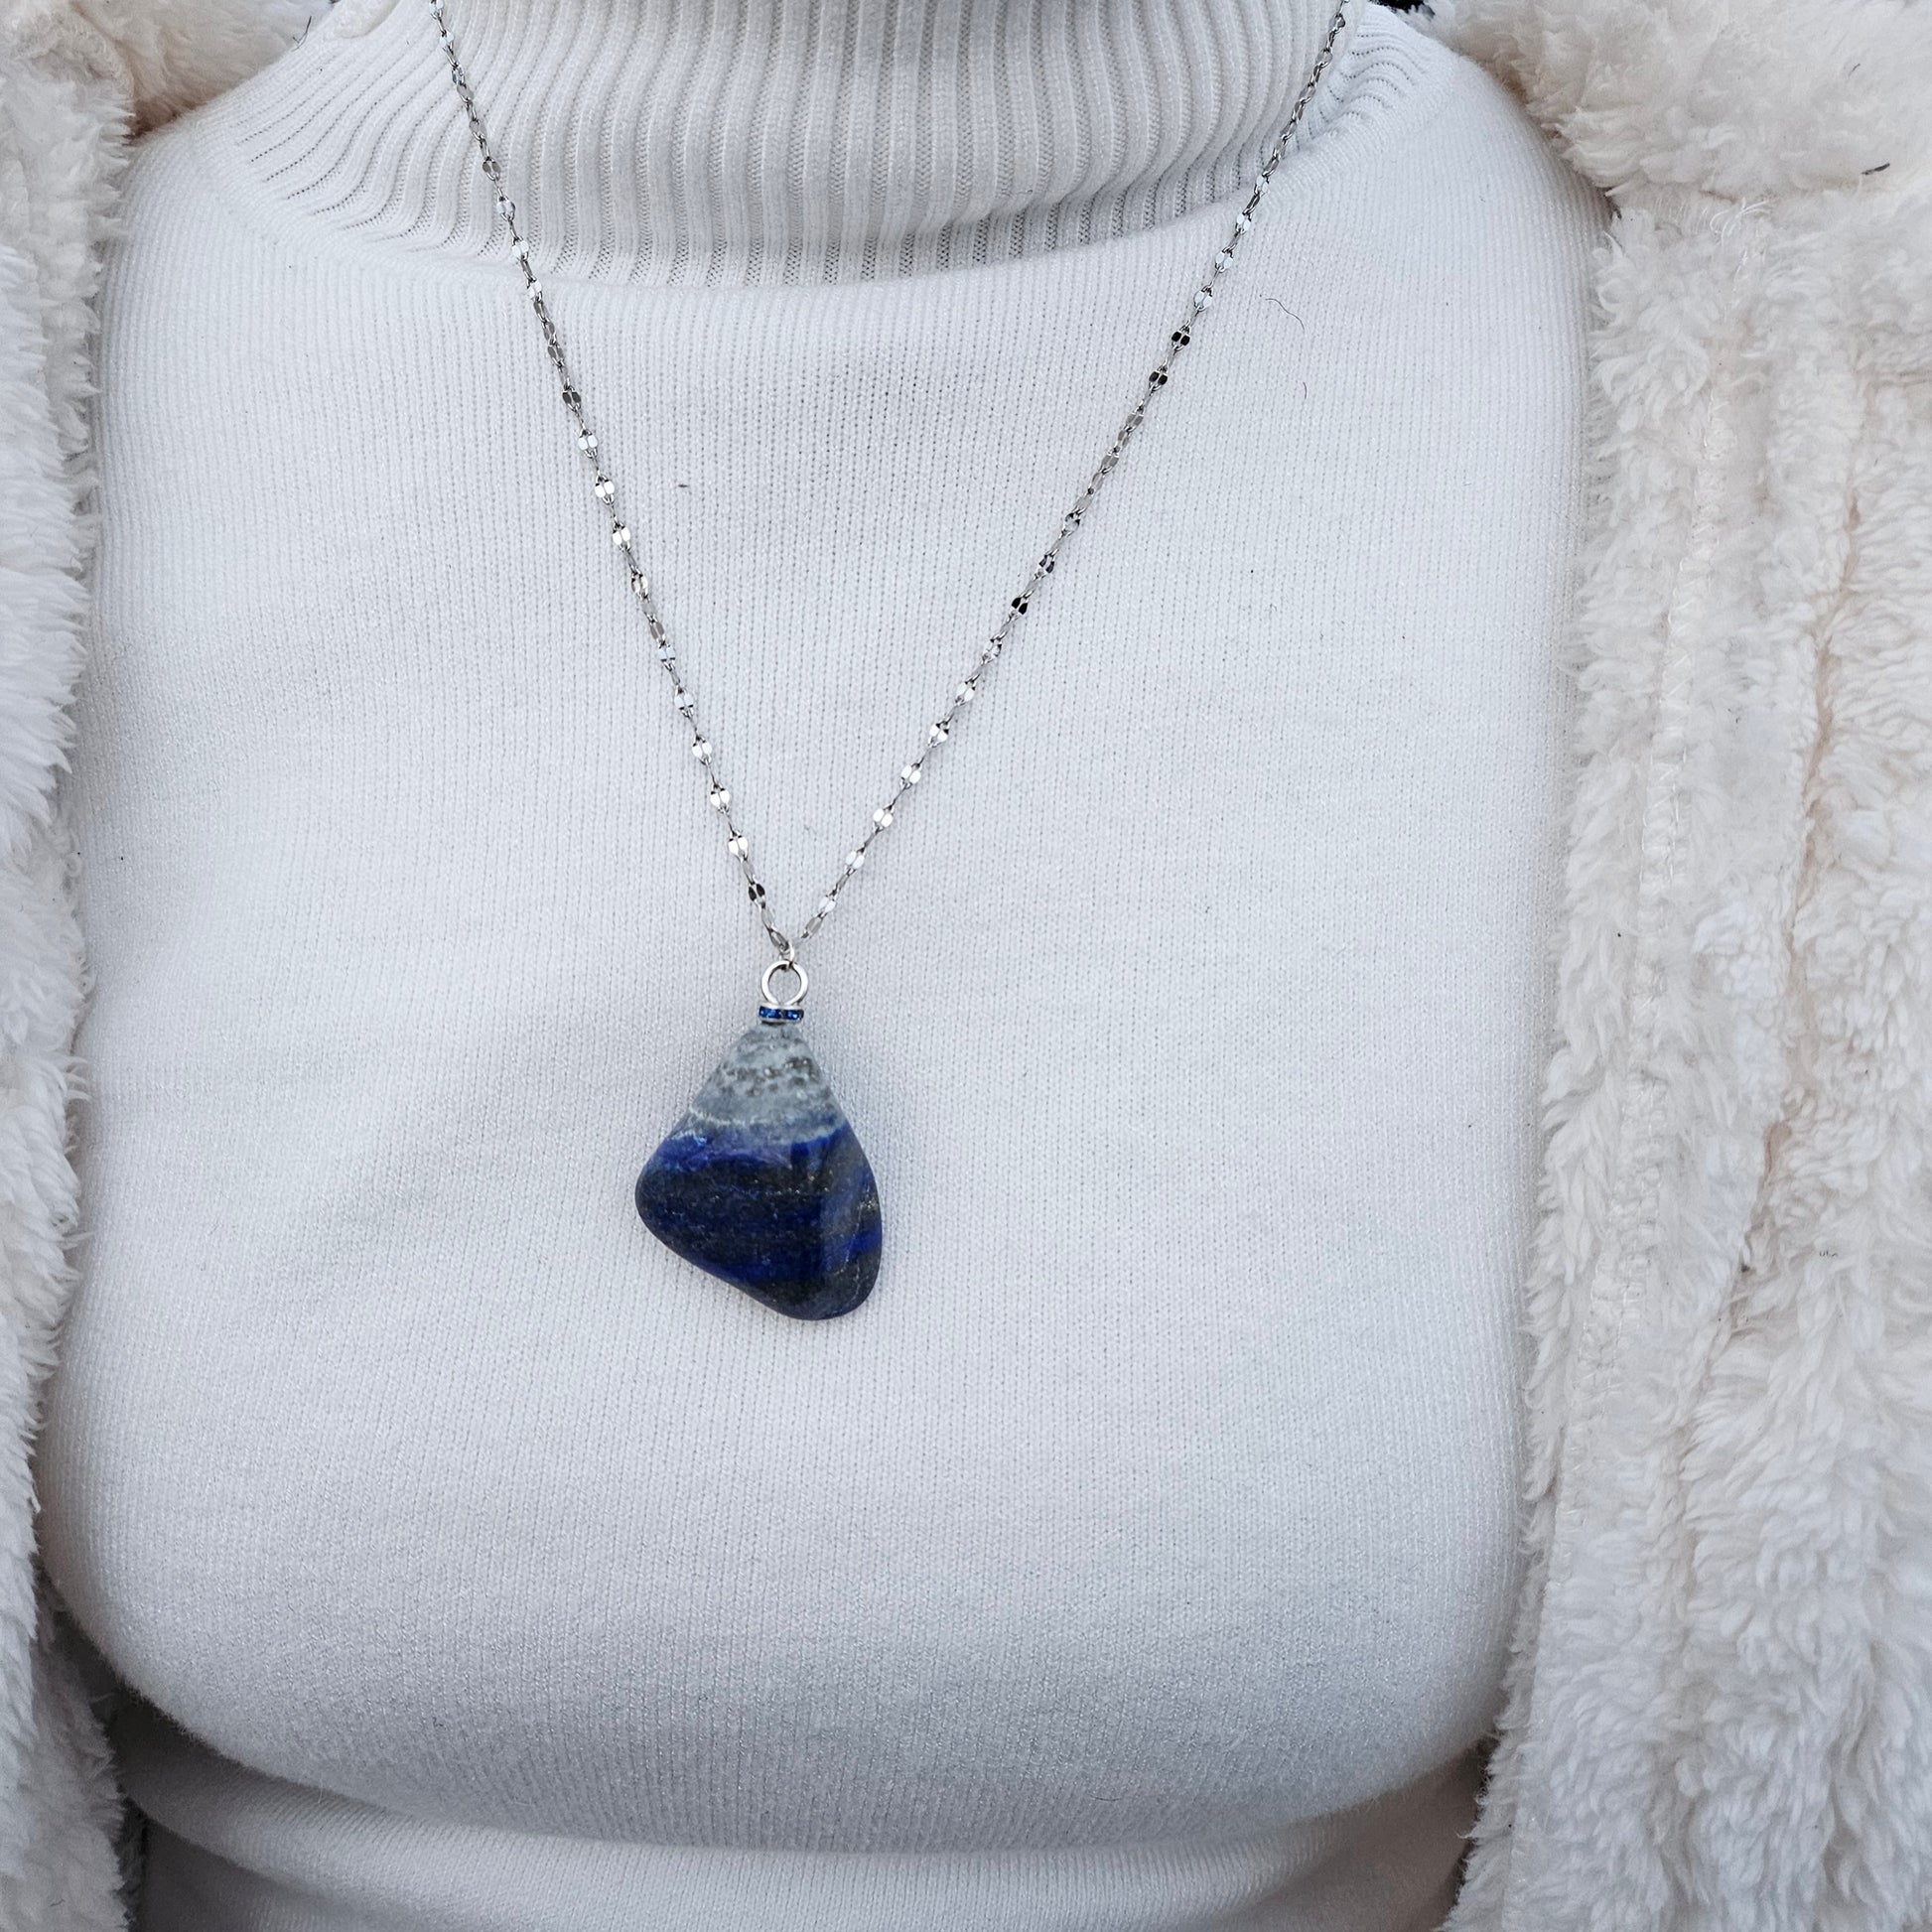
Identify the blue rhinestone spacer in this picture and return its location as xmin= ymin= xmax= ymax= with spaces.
xmin=759 ymin=1006 xmax=805 ymax=1024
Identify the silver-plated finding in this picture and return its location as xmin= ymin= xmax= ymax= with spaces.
xmin=760 ymin=957 xmax=809 ymax=1012
xmin=429 ymin=0 xmax=1352 ymax=970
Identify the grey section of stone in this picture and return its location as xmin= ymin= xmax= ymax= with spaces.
xmin=683 ymin=1023 xmax=847 ymax=1137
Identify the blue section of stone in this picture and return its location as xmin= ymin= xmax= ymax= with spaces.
xmin=635 ymin=1023 xmax=883 ymax=1320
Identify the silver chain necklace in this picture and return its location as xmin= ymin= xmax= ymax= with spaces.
xmin=429 ymin=0 xmax=1350 ymax=1319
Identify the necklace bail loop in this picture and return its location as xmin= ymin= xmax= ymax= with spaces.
xmin=759 ymin=956 xmax=809 ymax=1021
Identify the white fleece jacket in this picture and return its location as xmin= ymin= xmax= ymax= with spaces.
xmin=0 ymin=1 xmax=1928 ymax=1929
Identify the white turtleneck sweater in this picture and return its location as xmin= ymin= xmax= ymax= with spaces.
xmin=35 ymin=1 xmax=1603 ymax=1925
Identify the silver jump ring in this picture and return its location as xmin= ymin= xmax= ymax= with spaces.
xmin=760 ymin=958 xmax=809 ymax=1009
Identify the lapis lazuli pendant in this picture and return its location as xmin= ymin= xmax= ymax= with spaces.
xmin=634 ymin=1003 xmax=883 ymax=1320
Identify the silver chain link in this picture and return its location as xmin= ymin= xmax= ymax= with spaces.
xmin=428 ymin=0 xmax=1351 ymax=977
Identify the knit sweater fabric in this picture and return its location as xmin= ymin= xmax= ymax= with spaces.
xmin=34 ymin=0 xmax=1602 ymax=1925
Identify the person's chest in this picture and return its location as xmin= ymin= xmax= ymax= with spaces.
xmin=39 ymin=99 xmax=1592 ymax=1853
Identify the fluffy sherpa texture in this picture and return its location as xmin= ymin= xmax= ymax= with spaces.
xmin=1428 ymin=1 xmax=1932 ymax=1927
xmin=0 ymin=0 xmax=1929 ymax=1927
xmin=1 ymin=0 xmax=308 ymax=133
xmin=1439 ymin=0 xmax=1932 ymax=199
xmin=0 ymin=33 xmax=126 ymax=1932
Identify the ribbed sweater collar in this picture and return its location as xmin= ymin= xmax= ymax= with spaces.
xmin=223 ymin=0 xmax=1369 ymax=284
